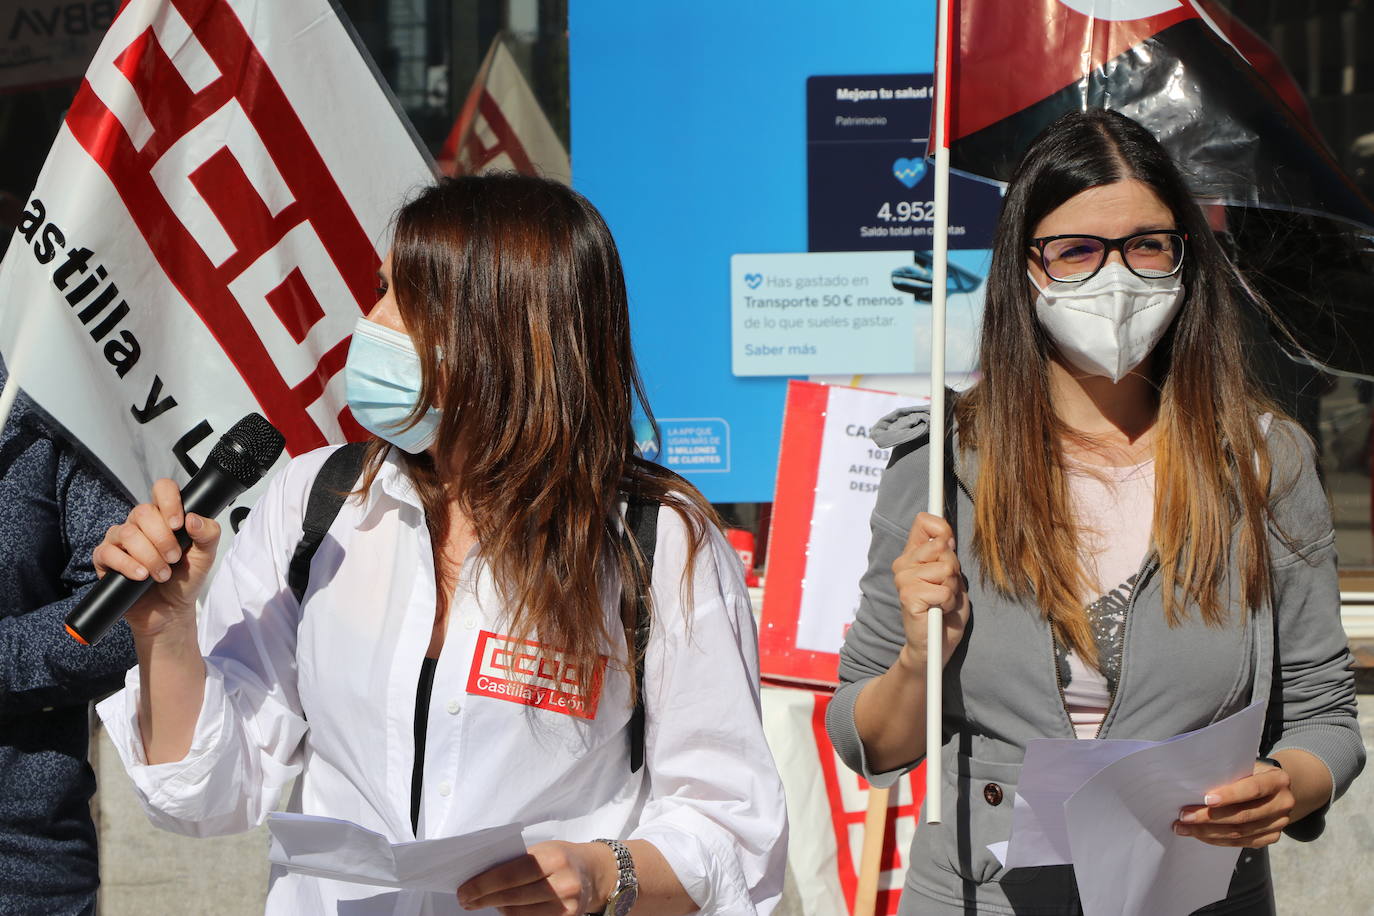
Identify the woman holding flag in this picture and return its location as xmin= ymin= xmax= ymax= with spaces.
xmin=90 ymin=173 xmax=787 ymax=915
xmin=827 ymin=109 xmax=1363 ymax=914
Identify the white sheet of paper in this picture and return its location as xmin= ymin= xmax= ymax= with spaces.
xmin=1063 ymin=701 xmax=1265 ymax=916
xmin=1002 ymin=737 xmax=1156 ymax=868
xmin=267 ymin=813 xmax=526 ymax=893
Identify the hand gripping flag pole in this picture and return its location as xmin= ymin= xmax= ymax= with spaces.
xmin=854 ymin=3 xmax=954 ymax=913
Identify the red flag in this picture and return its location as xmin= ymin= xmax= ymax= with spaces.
xmin=943 ymin=0 xmax=1374 ymax=379
xmin=952 ymin=2 xmax=1191 ymax=141
xmin=947 ymin=0 xmax=1373 ymax=230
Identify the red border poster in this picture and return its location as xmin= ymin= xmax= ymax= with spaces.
xmin=760 ymin=380 xmax=925 ymax=686
xmin=760 ymin=381 xmax=831 ymax=685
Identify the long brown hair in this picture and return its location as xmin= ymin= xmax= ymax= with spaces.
xmin=360 ymin=174 xmax=718 ymax=692
xmin=957 ymin=109 xmax=1283 ymax=663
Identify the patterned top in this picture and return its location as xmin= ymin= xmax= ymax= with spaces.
xmin=0 ymin=362 xmax=135 ymax=913
xmin=1056 ymin=457 xmax=1156 ymax=738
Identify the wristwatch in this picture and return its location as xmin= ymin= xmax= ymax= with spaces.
xmin=592 ymin=838 xmax=638 ymax=916
xmin=1257 ymin=755 xmax=1283 ymax=770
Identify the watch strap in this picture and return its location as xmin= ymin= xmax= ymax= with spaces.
xmin=592 ymin=838 xmax=637 ymax=916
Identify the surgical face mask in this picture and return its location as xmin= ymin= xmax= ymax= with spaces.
xmin=1029 ymin=262 xmax=1185 ymax=383
xmin=344 ymin=317 xmax=442 ymax=453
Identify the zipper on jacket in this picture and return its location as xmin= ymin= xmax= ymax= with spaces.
xmin=1091 ymin=555 xmax=1158 ymax=739
xmin=1048 ymin=627 xmax=1075 ymax=736
xmin=950 ymin=464 xmax=974 ymax=504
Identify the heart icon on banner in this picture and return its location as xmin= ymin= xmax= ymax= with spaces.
xmin=744 ymin=272 xmax=763 ymax=289
xmin=892 ymin=157 xmax=927 ymax=189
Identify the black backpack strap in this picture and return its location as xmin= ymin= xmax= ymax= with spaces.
xmin=288 ymin=443 xmax=368 ymax=605
xmin=625 ymin=492 xmax=659 ymax=773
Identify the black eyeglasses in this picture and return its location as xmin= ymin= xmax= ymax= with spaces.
xmin=1030 ymin=230 xmax=1188 ymax=282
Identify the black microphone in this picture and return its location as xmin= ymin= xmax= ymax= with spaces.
xmin=65 ymin=413 xmax=285 ymax=646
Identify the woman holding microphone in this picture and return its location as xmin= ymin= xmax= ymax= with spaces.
xmin=827 ymin=110 xmax=1363 ymax=914
xmin=94 ymin=174 xmax=787 ymax=915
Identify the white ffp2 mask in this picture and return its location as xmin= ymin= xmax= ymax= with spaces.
xmin=1030 ymin=262 xmax=1184 ymax=383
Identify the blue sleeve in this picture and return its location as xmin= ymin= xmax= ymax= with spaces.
xmin=0 ymin=421 xmax=137 ymax=714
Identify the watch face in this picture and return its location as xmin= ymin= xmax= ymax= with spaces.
xmin=611 ymin=884 xmax=638 ymax=916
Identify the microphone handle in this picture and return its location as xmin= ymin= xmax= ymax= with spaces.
xmin=65 ymin=469 xmax=247 ymax=646
xmin=65 ymin=562 xmax=171 ymax=646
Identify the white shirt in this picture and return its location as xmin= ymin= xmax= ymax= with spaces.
xmin=98 ymin=446 xmax=788 ymax=915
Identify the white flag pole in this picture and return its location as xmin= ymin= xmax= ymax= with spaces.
xmin=925 ymin=0 xmax=953 ymax=827
xmin=856 ymin=6 xmax=955 ymax=911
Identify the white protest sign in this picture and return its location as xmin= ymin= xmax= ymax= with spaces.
xmin=795 ymin=385 xmax=927 ymax=652
xmin=761 ymin=381 xmax=925 ymax=685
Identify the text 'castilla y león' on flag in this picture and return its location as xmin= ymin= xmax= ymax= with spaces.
xmin=0 ymin=0 xmax=434 ymax=528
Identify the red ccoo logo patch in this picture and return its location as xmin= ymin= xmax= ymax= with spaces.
xmin=467 ymin=630 xmax=606 ymax=720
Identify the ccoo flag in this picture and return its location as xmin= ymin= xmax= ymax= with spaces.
xmin=943 ymin=0 xmax=1374 ymax=377
xmin=0 ymin=0 xmax=433 ymax=521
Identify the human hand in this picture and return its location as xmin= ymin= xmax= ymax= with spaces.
xmin=893 ymin=511 xmax=970 ymax=672
xmin=1173 ymin=760 xmax=1295 ymax=848
xmin=92 ymin=478 xmax=221 ymax=637
xmin=457 ymin=840 xmax=616 ymax=914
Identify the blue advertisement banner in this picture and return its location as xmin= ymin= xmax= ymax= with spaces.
xmin=806 ymin=73 xmax=1003 ymax=253
xmin=728 ymin=249 xmax=990 ymax=377
xmin=571 ymin=2 xmax=997 ymax=503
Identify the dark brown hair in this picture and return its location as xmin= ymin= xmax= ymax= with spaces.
xmin=957 ymin=109 xmax=1283 ymax=662
xmin=360 ymin=173 xmax=718 ymax=692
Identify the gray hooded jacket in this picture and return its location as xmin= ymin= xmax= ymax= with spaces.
xmin=826 ymin=406 xmax=1363 ymax=915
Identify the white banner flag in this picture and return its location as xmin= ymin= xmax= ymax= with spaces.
xmin=761 ymin=685 xmax=924 ymax=916
xmin=0 ymin=0 xmax=433 ymax=528
xmin=439 ymin=36 xmax=570 ymax=184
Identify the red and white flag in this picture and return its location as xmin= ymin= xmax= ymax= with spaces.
xmin=439 ymin=36 xmax=570 ymax=183
xmin=943 ymin=0 xmax=1374 ymax=379
xmin=946 ymin=0 xmax=1372 ymax=229
xmin=0 ymin=0 xmax=433 ymax=521
xmin=761 ymin=686 xmax=927 ymax=916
